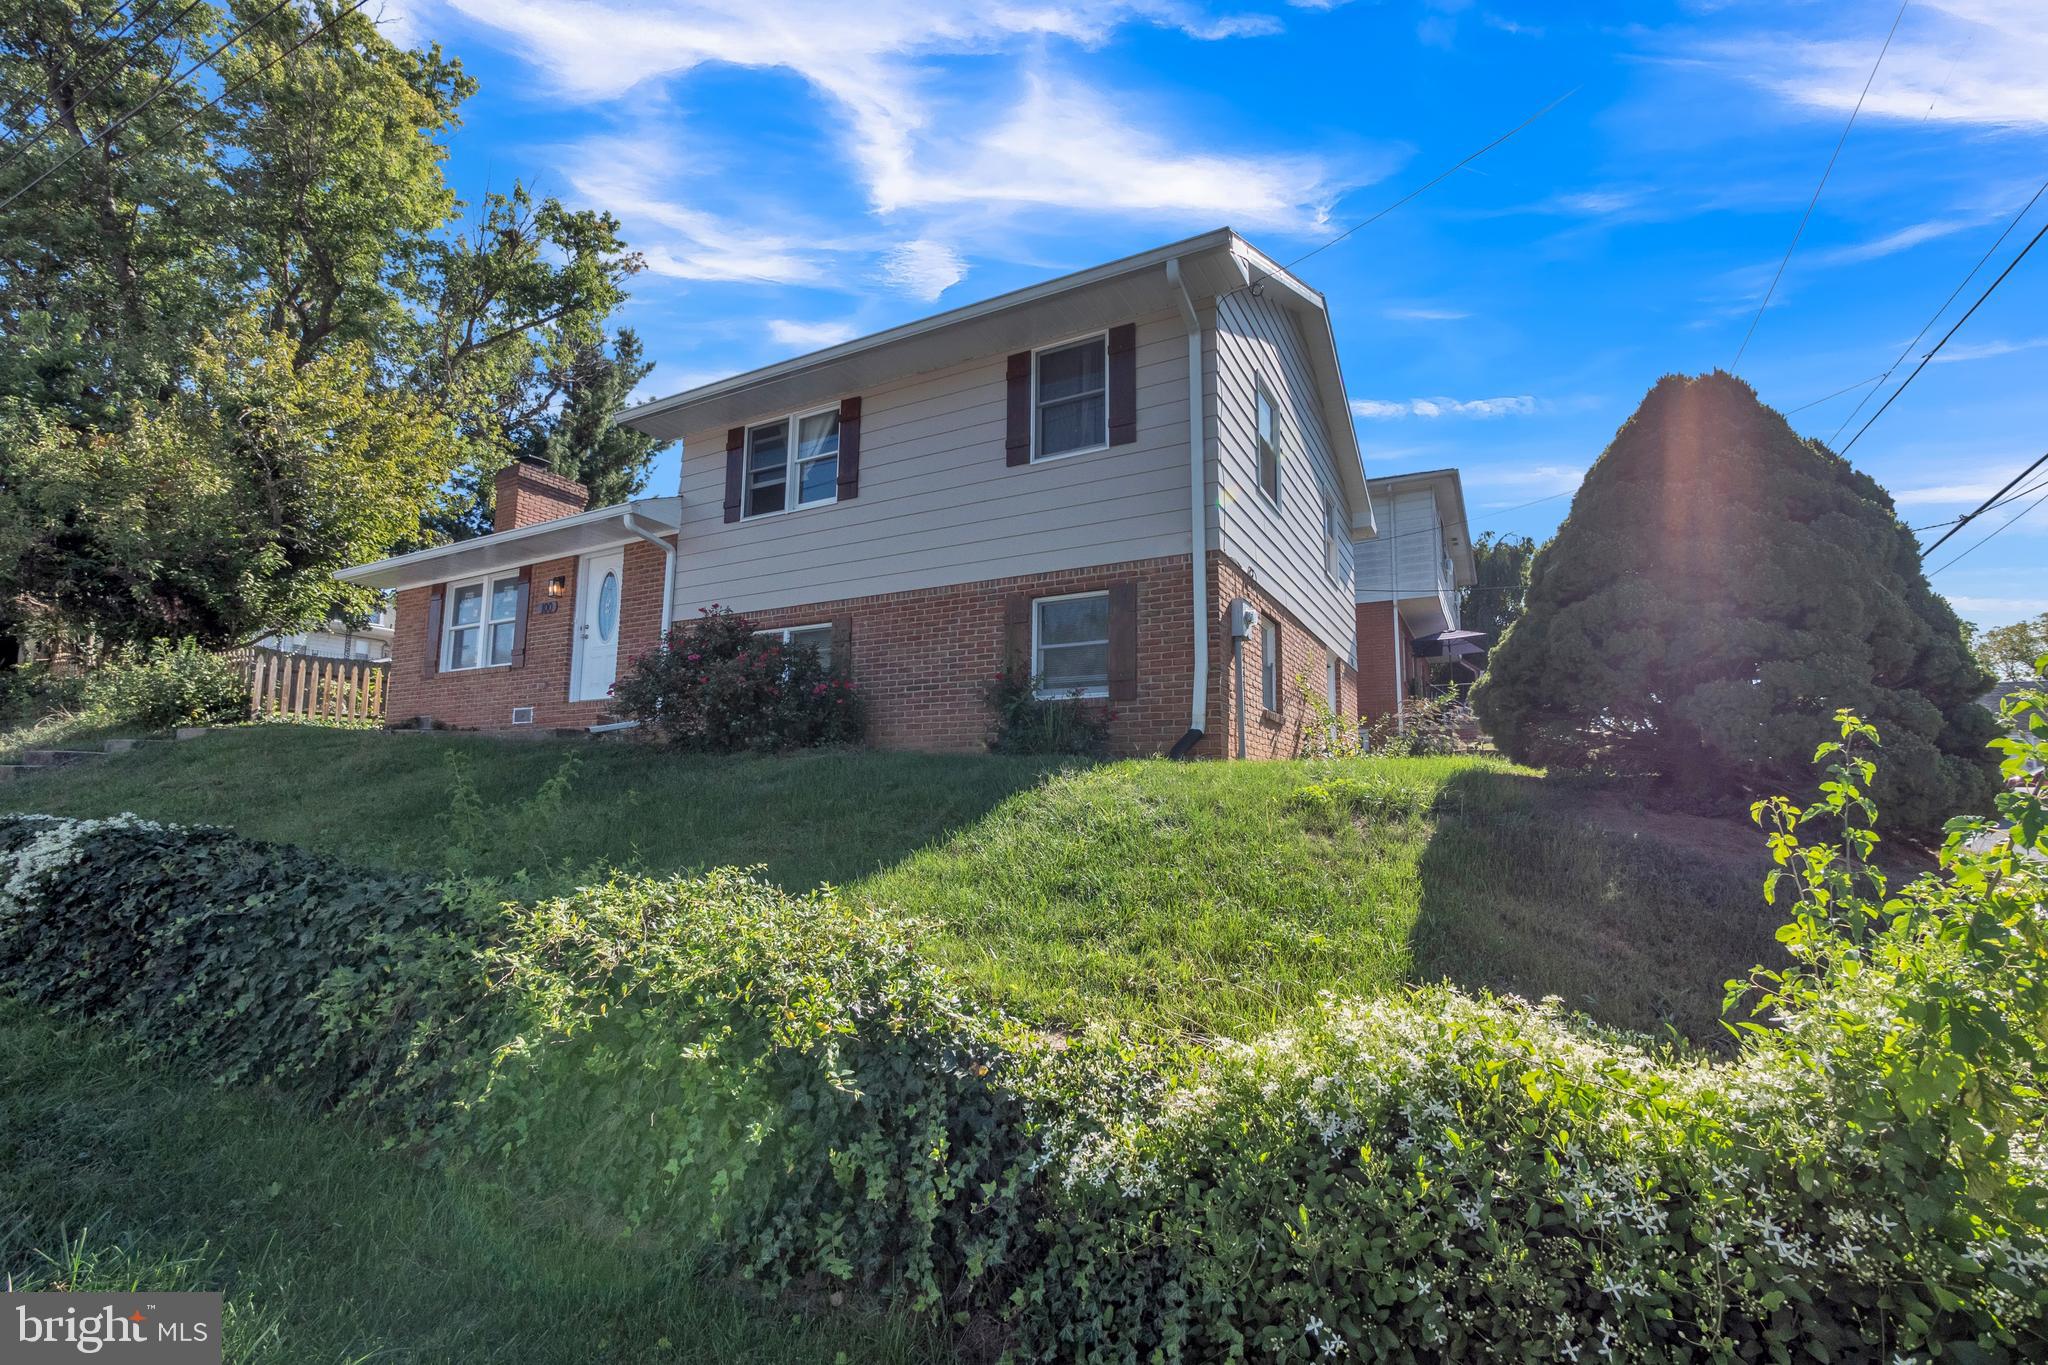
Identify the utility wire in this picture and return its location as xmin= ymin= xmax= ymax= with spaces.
xmin=1236 ymin=86 xmax=1579 ymax=296
xmin=1921 ymin=450 xmax=2048 ymax=555
xmin=1910 ymin=471 xmax=2048 ymax=533
xmin=0 ymin=0 xmax=146 ymax=154
xmin=1838 ymin=214 xmax=2048 ymax=457
xmin=0 ymin=0 xmax=208 ymax=182
xmin=1926 ymin=483 xmax=2048 ymax=576
xmin=1828 ymin=176 xmax=2048 ymax=447
xmin=1731 ymin=0 xmax=1909 ymax=372
xmin=1783 ymin=372 xmax=1886 ymax=417
xmin=0 ymin=0 xmax=307 ymax=215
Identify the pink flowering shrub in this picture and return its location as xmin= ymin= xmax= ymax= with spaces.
xmin=609 ymin=605 xmax=865 ymax=752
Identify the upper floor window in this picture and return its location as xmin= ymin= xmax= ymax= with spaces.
xmin=445 ymin=573 xmax=521 ymax=670
xmin=1324 ymin=493 xmax=1346 ymax=582
xmin=1035 ymin=335 xmax=1108 ymax=460
xmin=1255 ymin=381 xmax=1281 ymax=504
xmin=745 ymin=409 xmax=840 ymax=517
xmin=1033 ymin=591 xmax=1110 ymax=697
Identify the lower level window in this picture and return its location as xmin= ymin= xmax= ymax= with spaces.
xmin=445 ymin=574 xmax=521 ymax=670
xmin=1033 ymin=592 xmax=1109 ymax=697
xmin=1260 ymin=619 xmax=1280 ymax=711
xmin=753 ymin=623 xmax=835 ymax=669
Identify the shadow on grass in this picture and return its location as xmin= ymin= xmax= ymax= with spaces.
xmin=1407 ymin=767 xmax=1788 ymax=1048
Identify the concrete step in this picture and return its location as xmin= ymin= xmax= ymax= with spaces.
xmin=19 ymin=748 xmax=111 ymax=767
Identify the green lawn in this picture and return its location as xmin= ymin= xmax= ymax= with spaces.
xmin=0 ymin=1002 xmax=950 ymax=1364
xmin=0 ymin=725 xmax=1781 ymax=1044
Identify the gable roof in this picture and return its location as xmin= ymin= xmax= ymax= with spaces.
xmin=618 ymin=228 xmax=1371 ymax=525
xmin=1364 ymin=467 xmax=1477 ymax=588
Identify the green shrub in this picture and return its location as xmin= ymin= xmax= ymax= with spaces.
xmin=982 ymin=670 xmax=1114 ymax=756
xmin=609 ymin=606 xmax=865 ymax=752
xmin=0 ymin=664 xmax=86 ymax=728
xmin=83 ymin=638 xmax=246 ymax=729
xmin=1 ymin=680 xmax=2044 ymax=1361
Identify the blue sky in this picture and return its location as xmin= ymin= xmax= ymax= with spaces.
xmin=379 ymin=0 xmax=2047 ymax=628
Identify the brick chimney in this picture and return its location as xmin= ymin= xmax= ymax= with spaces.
xmin=494 ymin=458 xmax=588 ymax=532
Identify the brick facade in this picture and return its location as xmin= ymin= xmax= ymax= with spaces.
xmin=1354 ymin=600 xmax=1414 ymax=722
xmin=384 ymin=537 xmax=671 ymax=731
xmin=386 ymin=544 xmax=1362 ymax=758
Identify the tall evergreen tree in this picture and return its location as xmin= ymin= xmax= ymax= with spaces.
xmin=1471 ymin=372 xmax=1998 ymax=831
xmin=1458 ymin=531 xmax=1537 ymax=651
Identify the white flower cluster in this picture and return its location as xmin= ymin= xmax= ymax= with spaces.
xmin=0 ymin=813 xmax=164 ymax=917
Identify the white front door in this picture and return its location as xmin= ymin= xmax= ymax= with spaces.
xmin=570 ymin=548 xmax=624 ymax=702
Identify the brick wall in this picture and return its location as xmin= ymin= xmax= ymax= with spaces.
xmin=745 ymin=554 xmax=1205 ymax=756
xmin=1354 ymin=600 xmax=1413 ymax=722
xmin=384 ymin=538 xmax=670 ymax=730
xmin=1207 ymin=556 xmax=1356 ymax=760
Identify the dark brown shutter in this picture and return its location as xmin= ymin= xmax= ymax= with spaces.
xmin=1107 ymin=322 xmax=1137 ymax=446
xmin=422 ymin=588 xmax=444 ymax=677
xmin=829 ymin=614 xmax=853 ymax=675
xmin=723 ymin=426 xmax=746 ymax=523
xmin=1107 ymin=580 xmax=1138 ymax=700
xmin=836 ymin=396 xmax=862 ymax=500
xmin=510 ymin=566 xmax=532 ymax=668
xmin=1003 ymin=591 xmax=1033 ymax=676
xmin=1004 ymin=351 xmax=1032 ymax=466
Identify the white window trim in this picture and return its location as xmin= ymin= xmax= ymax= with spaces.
xmin=1254 ymin=378 xmax=1282 ymax=508
xmin=751 ymin=623 xmax=835 ymax=667
xmin=441 ymin=571 xmax=522 ymax=672
xmin=1031 ymin=589 xmax=1111 ymax=700
xmin=1031 ymin=330 xmax=1111 ymax=464
xmin=1259 ymin=618 xmax=1280 ymax=712
xmin=1324 ymin=490 xmax=1346 ymax=584
xmin=742 ymin=405 xmax=843 ymax=521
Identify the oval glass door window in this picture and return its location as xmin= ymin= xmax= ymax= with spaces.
xmin=596 ymin=572 xmax=619 ymax=642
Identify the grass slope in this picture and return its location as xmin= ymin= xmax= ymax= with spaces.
xmin=0 ymin=1002 xmax=949 ymax=1365
xmin=0 ymin=726 xmax=1781 ymax=1043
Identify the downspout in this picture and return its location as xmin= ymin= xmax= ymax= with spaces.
xmin=1166 ymin=257 xmax=1209 ymax=759
xmin=621 ymin=510 xmax=676 ymax=643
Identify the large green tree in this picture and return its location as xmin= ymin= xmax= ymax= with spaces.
xmin=1975 ymin=615 xmax=2048 ymax=681
xmin=0 ymin=1 xmax=668 ymax=648
xmin=1458 ymin=531 xmax=1537 ymax=652
xmin=1471 ymin=372 xmax=1998 ymax=831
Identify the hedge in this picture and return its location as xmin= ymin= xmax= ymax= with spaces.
xmin=2 ymin=698 xmax=2044 ymax=1362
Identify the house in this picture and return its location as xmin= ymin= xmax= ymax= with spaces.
xmin=336 ymin=229 xmax=1394 ymax=757
xmin=256 ymin=601 xmax=396 ymax=662
xmin=1352 ymin=468 xmax=1476 ymax=723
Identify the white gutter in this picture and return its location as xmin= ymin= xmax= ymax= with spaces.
xmin=621 ymin=511 xmax=676 ymax=640
xmin=1166 ymin=257 xmax=1209 ymax=737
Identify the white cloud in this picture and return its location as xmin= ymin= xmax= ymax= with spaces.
xmin=1715 ymin=0 xmax=2048 ymax=130
xmin=1892 ymin=463 xmax=2043 ymax=505
xmin=767 ymin=318 xmax=862 ymax=350
xmin=1947 ymin=594 xmax=2048 ymax=623
xmin=1929 ymin=336 xmax=2048 ymax=364
xmin=1351 ymin=395 xmax=1538 ymax=419
xmin=443 ymin=1 xmax=1349 ymax=233
xmin=562 ymin=136 xmax=833 ymax=285
xmin=878 ymin=239 xmax=968 ymax=301
xmin=1806 ymin=216 xmax=1985 ymax=267
xmin=1384 ymin=304 xmax=1470 ymax=321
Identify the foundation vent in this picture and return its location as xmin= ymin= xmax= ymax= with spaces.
xmin=510 ymin=706 xmax=535 ymax=726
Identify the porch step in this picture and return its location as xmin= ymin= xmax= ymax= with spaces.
xmin=20 ymin=748 xmax=112 ymax=767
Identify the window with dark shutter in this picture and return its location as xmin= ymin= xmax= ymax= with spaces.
xmin=1106 ymin=579 xmax=1138 ymax=700
xmin=1004 ymin=352 xmax=1032 ymax=466
xmin=836 ymin=397 xmax=862 ymax=500
xmin=423 ymin=588 xmax=444 ymax=677
xmin=510 ymin=567 xmax=532 ymax=667
xmin=1107 ymin=322 xmax=1137 ymax=446
xmin=722 ymin=427 xmax=745 ymax=523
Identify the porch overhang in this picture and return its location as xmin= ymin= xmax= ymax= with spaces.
xmin=334 ymin=496 xmax=682 ymax=592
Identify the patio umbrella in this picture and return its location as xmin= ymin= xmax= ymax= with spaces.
xmin=1410 ymin=629 xmax=1486 ymax=659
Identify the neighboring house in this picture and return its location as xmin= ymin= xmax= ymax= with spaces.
xmin=337 ymin=229 xmax=1394 ymax=757
xmin=257 ymin=602 xmax=396 ymax=662
xmin=1352 ymin=468 xmax=1476 ymax=723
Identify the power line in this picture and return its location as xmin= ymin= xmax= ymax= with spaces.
xmin=1731 ymin=0 xmax=1909 ymax=373
xmin=1910 ymin=471 xmax=2048 ymax=533
xmin=1237 ymin=86 xmax=1579 ymax=296
xmin=0 ymin=0 xmax=304 ymax=215
xmin=1925 ymin=483 xmax=2048 ymax=576
xmin=0 ymin=0 xmax=208 ymax=183
xmin=1838 ymin=214 xmax=2048 ymax=457
xmin=1827 ymin=176 xmax=2048 ymax=447
xmin=1783 ymin=372 xmax=1886 ymax=417
xmin=1920 ymin=450 xmax=2048 ymax=555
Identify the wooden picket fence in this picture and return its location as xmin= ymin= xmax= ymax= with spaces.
xmin=235 ymin=647 xmax=389 ymax=723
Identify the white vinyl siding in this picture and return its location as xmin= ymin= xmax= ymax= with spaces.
xmin=1212 ymin=287 xmax=1357 ymax=663
xmin=671 ymin=313 xmax=1191 ymax=616
xmin=1353 ymin=486 xmax=1457 ymax=628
